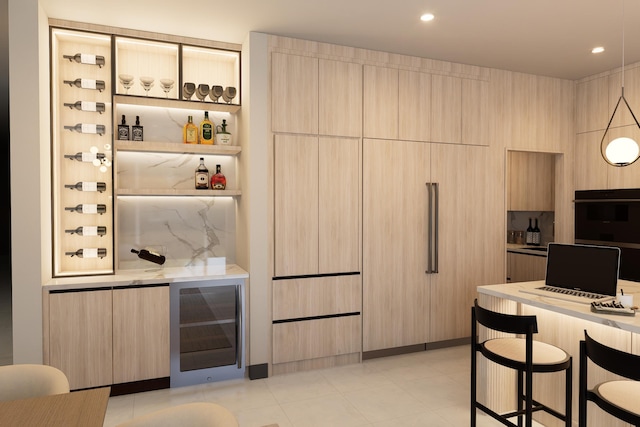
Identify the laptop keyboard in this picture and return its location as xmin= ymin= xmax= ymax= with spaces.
xmin=520 ymin=286 xmax=615 ymax=304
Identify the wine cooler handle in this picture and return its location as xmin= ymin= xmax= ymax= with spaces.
xmin=236 ymin=284 xmax=243 ymax=369
xmin=433 ymin=182 xmax=439 ymax=274
xmin=426 ymin=183 xmax=433 ymax=274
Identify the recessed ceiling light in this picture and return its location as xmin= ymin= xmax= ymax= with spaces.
xmin=420 ymin=13 xmax=435 ymax=22
xmin=592 ymin=46 xmax=605 ymax=54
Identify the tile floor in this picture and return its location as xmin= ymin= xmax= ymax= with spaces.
xmin=104 ymin=345 xmax=542 ymax=427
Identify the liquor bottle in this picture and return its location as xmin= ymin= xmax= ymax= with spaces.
xmin=210 ymin=164 xmax=226 ymax=190
xmin=65 ymin=248 xmax=107 ymax=258
xmin=195 ymin=157 xmax=209 ymax=189
xmin=117 ymin=115 xmax=130 ymax=141
xmin=63 ymin=53 xmax=105 ymax=67
xmin=199 ymin=111 xmax=214 ymax=145
xmin=65 ymin=226 xmax=107 ymax=236
xmin=526 ymin=218 xmax=534 ymax=245
xmin=131 ymin=248 xmax=166 ymax=265
xmin=63 ymin=123 xmax=106 ymax=135
xmin=132 ymin=116 xmax=143 ymax=141
xmin=183 ymin=115 xmax=198 ymax=144
xmin=63 ymin=78 xmax=105 ymax=92
xmin=64 ymin=204 xmax=107 ymax=214
xmin=64 ymin=152 xmax=106 ymax=162
xmin=64 ymin=181 xmax=107 ymax=192
xmin=216 ymin=119 xmax=232 ymax=145
xmin=63 ymin=101 xmax=106 ymax=114
xmin=532 ymin=218 xmax=541 ymax=246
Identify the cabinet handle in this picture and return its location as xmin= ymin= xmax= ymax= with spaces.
xmin=433 ymin=182 xmax=439 ymax=274
xmin=426 ymin=183 xmax=433 ymax=274
xmin=236 ymin=284 xmax=243 ymax=369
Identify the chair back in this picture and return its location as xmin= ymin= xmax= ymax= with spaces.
xmin=0 ymin=364 xmax=70 ymax=401
xmin=473 ymin=299 xmax=538 ymax=335
xmin=583 ymin=330 xmax=640 ymax=381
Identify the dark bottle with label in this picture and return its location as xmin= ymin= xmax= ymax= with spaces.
xmin=532 ymin=218 xmax=541 ymax=246
xmin=64 ymin=152 xmax=106 ymax=162
xmin=65 ymin=248 xmax=107 ymax=258
xmin=131 ymin=248 xmax=166 ymax=265
xmin=63 ymin=53 xmax=105 ymax=67
xmin=64 ymin=181 xmax=107 ymax=192
xmin=118 ymin=115 xmax=130 ymax=141
xmin=63 ymin=101 xmax=106 ymax=114
xmin=65 ymin=226 xmax=107 ymax=236
xmin=64 ymin=204 xmax=107 ymax=214
xmin=526 ymin=218 xmax=534 ymax=245
xmin=63 ymin=78 xmax=105 ymax=92
xmin=211 ymin=164 xmax=226 ymax=190
xmin=132 ymin=116 xmax=143 ymax=141
xmin=195 ymin=157 xmax=209 ymax=189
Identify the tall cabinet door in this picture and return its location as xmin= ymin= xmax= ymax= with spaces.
xmin=363 ymin=139 xmax=431 ymax=351
xmin=274 ymin=135 xmax=319 ymax=276
xmin=429 ymin=144 xmax=489 ymax=342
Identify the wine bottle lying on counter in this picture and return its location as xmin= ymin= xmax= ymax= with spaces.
xmin=63 ymin=53 xmax=105 ymax=67
xmin=64 ymin=204 xmax=106 ymax=214
xmin=64 ymin=123 xmax=106 ymax=135
xmin=63 ymin=78 xmax=105 ymax=92
xmin=65 ymin=248 xmax=107 ymax=258
xmin=65 ymin=226 xmax=107 ymax=236
xmin=131 ymin=248 xmax=166 ymax=265
xmin=64 ymin=152 xmax=106 ymax=162
xmin=64 ymin=181 xmax=107 ymax=192
xmin=63 ymin=101 xmax=106 ymax=114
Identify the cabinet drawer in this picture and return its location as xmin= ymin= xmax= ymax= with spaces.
xmin=273 ymin=275 xmax=361 ymax=320
xmin=273 ymin=315 xmax=361 ymax=364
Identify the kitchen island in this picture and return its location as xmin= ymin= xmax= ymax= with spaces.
xmin=477 ymin=279 xmax=640 ymax=427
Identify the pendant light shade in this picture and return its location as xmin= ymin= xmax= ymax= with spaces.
xmin=600 ymin=0 xmax=640 ymax=167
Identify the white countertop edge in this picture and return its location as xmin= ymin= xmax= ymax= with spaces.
xmin=478 ymin=280 xmax=640 ymax=334
xmin=44 ymin=264 xmax=249 ymax=291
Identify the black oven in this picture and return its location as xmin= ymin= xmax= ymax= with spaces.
xmin=575 ymin=189 xmax=640 ymax=282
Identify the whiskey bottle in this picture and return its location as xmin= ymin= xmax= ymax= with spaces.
xmin=63 ymin=53 xmax=105 ymax=67
xmin=131 ymin=248 xmax=166 ymax=265
xmin=63 ymin=101 xmax=106 ymax=114
xmin=65 ymin=226 xmax=107 ymax=236
xmin=64 ymin=152 xmax=106 ymax=162
xmin=63 ymin=78 xmax=105 ymax=92
xmin=64 ymin=181 xmax=107 ymax=192
xmin=64 ymin=204 xmax=107 ymax=214
xmin=63 ymin=123 xmax=106 ymax=135
xmin=132 ymin=116 xmax=143 ymax=141
xmin=211 ymin=164 xmax=226 ymax=190
xmin=195 ymin=157 xmax=209 ymax=189
xmin=117 ymin=115 xmax=130 ymax=141
xmin=215 ymin=119 xmax=232 ymax=145
xmin=65 ymin=248 xmax=107 ymax=258
xmin=183 ymin=115 xmax=198 ymax=144
xmin=199 ymin=111 xmax=214 ymax=145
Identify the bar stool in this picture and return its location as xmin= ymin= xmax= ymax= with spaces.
xmin=579 ymin=330 xmax=640 ymax=426
xmin=471 ymin=299 xmax=572 ymax=427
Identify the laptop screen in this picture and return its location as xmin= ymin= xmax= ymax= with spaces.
xmin=545 ymin=243 xmax=620 ymax=296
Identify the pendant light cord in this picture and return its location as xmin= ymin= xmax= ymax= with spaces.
xmin=621 ymin=0 xmax=625 ymax=92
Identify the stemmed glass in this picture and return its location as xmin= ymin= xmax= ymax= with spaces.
xmin=118 ymin=74 xmax=134 ymax=94
xmin=222 ymin=86 xmax=237 ymax=104
xmin=196 ymin=84 xmax=210 ymax=102
xmin=159 ymin=79 xmax=174 ymax=98
xmin=140 ymin=76 xmax=154 ymax=96
xmin=182 ymin=82 xmax=195 ymax=100
xmin=209 ymin=85 xmax=223 ymax=103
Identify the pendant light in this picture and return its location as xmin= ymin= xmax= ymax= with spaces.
xmin=601 ymin=0 xmax=640 ymax=167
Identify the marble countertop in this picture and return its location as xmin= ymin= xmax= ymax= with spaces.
xmin=478 ymin=280 xmax=640 ymax=334
xmin=44 ymin=264 xmax=249 ymax=291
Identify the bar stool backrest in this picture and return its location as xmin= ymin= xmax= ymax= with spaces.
xmin=583 ymin=331 xmax=640 ymax=381
xmin=474 ymin=299 xmax=538 ymax=335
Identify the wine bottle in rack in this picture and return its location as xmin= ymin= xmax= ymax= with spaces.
xmin=63 ymin=53 xmax=105 ymax=67
xmin=64 ymin=204 xmax=107 ymax=214
xmin=64 ymin=181 xmax=106 ymax=192
xmin=63 ymin=123 xmax=106 ymax=135
xmin=64 ymin=152 xmax=106 ymax=162
xmin=63 ymin=78 xmax=105 ymax=92
xmin=63 ymin=101 xmax=106 ymax=114
xmin=131 ymin=248 xmax=166 ymax=265
xmin=65 ymin=248 xmax=107 ymax=258
xmin=65 ymin=226 xmax=107 ymax=236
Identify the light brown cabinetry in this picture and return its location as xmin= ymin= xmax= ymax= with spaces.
xmin=363 ymin=65 xmax=398 ymax=139
xmin=507 ymin=151 xmax=555 ymax=211
xmin=507 ymin=252 xmax=546 ymax=282
xmin=575 ymin=76 xmax=608 ymax=133
xmin=319 ymin=59 xmax=362 ymax=137
xmin=431 ymin=75 xmax=462 ymax=143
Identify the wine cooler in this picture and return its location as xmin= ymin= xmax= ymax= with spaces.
xmin=170 ymin=279 xmax=245 ymax=387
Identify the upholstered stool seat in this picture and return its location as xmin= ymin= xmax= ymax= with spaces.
xmin=0 ymin=364 xmax=70 ymax=402
xmin=596 ymin=381 xmax=640 ymax=416
xmin=484 ymin=338 xmax=570 ymax=367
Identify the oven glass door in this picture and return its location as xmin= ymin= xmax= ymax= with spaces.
xmin=575 ymin=200 xmax=640 ymax=244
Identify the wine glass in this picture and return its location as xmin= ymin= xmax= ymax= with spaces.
xmin=159 ymin=79 xmax=174 ymax=98
xmin=182 ymin=82 xmax=195 ymax=100
xmin=222 ymin=86 xmax=237 ymax=104
xmin=209 ymin=85 xmax=223 ymax=102
xmin=118 ymin=74 xmax=134 ymax=94
xmin=196 ymin=84 xmax=210 ymax=102
xmin=140 ymin=76 xmax=154 ymax=96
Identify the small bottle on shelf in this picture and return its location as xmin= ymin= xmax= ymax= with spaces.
xmin=63 ymin=101 xmax=105 ymax=114
xmin=63 ymin=78 xmax=105 ymax=92
xmin=526 ymin=218 xmax=534 ymax=245
xmin=532 ymin=218 xmax=541 ymax=246
xmin=199 ymin=111 xmax=214 ymax=145
xmin=65 ymin=248 xmax=107 ymax=258
xmin=183 ymin=115 xmax=198 ymax=144
xmin=63 ymin=123 xmax=106 ymax=135
xmin=63 ymin=53 xmax=105 ymax=67
xmin=64 ymin=181 xmax=107 ymax=192
xmin=117 ymin=115 xmax=130 ymax=141
xmin=131 ymin=248 xmax=166 ymax=265
xmin=215 ymin=119 xmax=232 ymax=145
xmin=195 ymin=157 xmax=209 ymax=190
xmin=132 ymin=116 xmax=143 ymax=141
xmin=210 ymin=164 xmax=226 ymax=190
xmin=64 ymin=204 xmax=107 ymax=214
xmin=65 ymin=226 xmax=107 ymax=236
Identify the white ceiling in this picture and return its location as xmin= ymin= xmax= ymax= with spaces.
xmin=39 ymin=0 xmax=640 ymax=80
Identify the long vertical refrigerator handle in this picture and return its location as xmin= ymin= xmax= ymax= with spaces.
xmin=426 ymin=183 xmax=433 ymax=274
xmin=433 ymin=182 xmax=439 ymax=274
xmin=236 ymin=284 xmax=243 ymax=369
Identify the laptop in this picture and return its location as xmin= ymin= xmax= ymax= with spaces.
xmin=520 ymin=243 xmax=620 ymax=304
